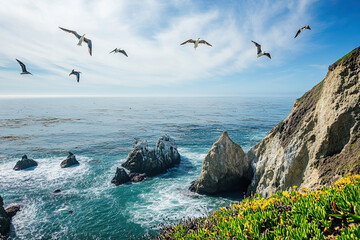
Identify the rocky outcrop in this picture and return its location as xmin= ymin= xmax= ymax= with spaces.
xmin=121 ymin=135 xmax=181 ymax=176
xmin=60 ymin=152 xmax=79 ymax=168
xmin=0 ymin=196 xmax=10 ymax=238
xmin=5 ymin=206 xmax=20 ymax=219
xmin=13 ymin=155 xmax=38 ymax=170
xmin=111 ymin=168 xmax=147 ymax=186
xmin=111 ymin=167 xmax=131 ymax=186
xmin=247 ymin=46 xmax=360 ymax=196
xmin=189 ymin=131 xmax=252 ymax=194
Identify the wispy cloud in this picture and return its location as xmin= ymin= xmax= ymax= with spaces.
xmin=0 ymin=0 xmax=316 ymax=95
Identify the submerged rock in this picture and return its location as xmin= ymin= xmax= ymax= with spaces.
xmin=53 ymin=189 xmax=61 ymax=193
xmin=128 ymin=173 xmax=146 ymax=183
xmin=189 ymin=131 xmax=252 ymax=195
xmin=111 ymin=167 xmax=131 ymax=186
xmin=121 ymin=135 xmax=181 ymax=176
xmin=60 ymin=152 xmax=79 ymax=168
xmin=5 ymin=205 xmax=20 ymax=218
xmin=0 ymin=196 xmax=10 ymax=237
xmin=13 ymin=155 xmax=38 ymax=170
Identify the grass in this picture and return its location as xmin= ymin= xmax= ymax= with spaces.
xmin=335 ymin=49 xmax=355 ymax=65
xmin=157 ymin=174 xmax=360 ymax=239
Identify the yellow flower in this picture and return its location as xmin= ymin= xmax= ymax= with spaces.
xmin=293 ymin=185 xmax=298 ymax=189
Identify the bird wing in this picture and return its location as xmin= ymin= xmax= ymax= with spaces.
xmin=294 ymin=29 xmax=302 ymax=38
xmin=120 ymin=49 xmax=128 ymax=57
xmin=264 ymin=53 xmax=271 ymax=59
xmin=180 ymin=39 xmax=196 ymax=45
xmin=199 ymin=40 xmax=212 ymax=46
xmin=75 ymin=72 xmax=80 ymax=82
xmin=109 ymin=48 xmax=117 ymax=54
xmin=251 ymin=40 xmax=261 ymax=54
xmin=16 ymin=59 xmax=27 ymax=72
xmin=84 ymin=38 xmax=92 ymax=56
xmin=59 ymin=27 xmax=81 ymax=39
xmin=305 ymin=25 xmax=311 ymax=30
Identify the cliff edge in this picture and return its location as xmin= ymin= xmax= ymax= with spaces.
xmin=247 ymin=46 xmax=360 ymax=196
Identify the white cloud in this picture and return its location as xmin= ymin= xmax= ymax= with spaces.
xmin=0 ymin=0 xmax=316 ymax=94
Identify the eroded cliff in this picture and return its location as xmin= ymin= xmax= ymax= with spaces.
xmin=247 ymin=46 xmax=360 ymax=196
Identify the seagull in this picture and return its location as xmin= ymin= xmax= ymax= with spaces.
xmin=109 ymin=48 xmax=128 ymax=57
xmin=294 ymin=24 xmax=311 ymax=38
xmin=59 ymin=27 xmax=92 ymax=56
xmin=69 ymin=69 xmax=81 ymax=83
xmin=251 ymin=41 xmax=271 ymax=59
xmin=15 ymin=59 xmax=32 ymax=75
xmin=180 ymin=37 xmax=212 ymax=50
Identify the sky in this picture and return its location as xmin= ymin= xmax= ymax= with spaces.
xmin=0 ymin=0 xmax=359 ymax=98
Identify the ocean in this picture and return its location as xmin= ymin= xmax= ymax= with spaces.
xmin=0 ymin=96 xmax=295 ymax=239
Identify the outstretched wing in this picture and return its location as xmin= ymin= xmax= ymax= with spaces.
xmin=199 ymin=40 xmax=212 ymax=47
xmin=119 ymin=49 xmax=128 ymax=57
xmin=264 ymin=53 xmax=271 ymax=59
xmin=84 ymin=38 xmax=92 ymax=56
xmin=251 ymin=40 xmax=261 ymax=54
xmin=16 ymin=59 xmax=27 ymax=72
xmin=75 ymin=72 xmax=80 ymax=82
xmin=294 ymin=29 xmax=302 ymax=38
xmin=109 ymin=48 xmax=117 ymax=54
xmin=180 ymin=39 xmax=195 ymax=45
xmin=59 ymin=27 xmax=81 ymax=39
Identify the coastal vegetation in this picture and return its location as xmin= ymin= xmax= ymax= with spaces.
xmin=158 ymin=174 xmax=360 ymax=239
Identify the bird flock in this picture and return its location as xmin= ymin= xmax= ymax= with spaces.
xmin=15 ymin=24 xmax=311 ymax=83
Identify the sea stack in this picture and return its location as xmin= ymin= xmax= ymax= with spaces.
xmin=121 ymin=135 xmax=181 ymax=176
xmin=13 ymin=155 xmax=38 ymax=170
xmin=60 ymin=152 xmax=79 ymax=168
xmin=189 ymin=131 xmax=252 ymax=195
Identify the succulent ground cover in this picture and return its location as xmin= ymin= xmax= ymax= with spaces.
xmin=157 ymin=174 xmax=360 ymax=239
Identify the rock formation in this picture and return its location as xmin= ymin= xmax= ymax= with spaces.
xmin=121 ymin=135 xmax=181 ymax=176
xmin=0 ymin=196 xmax=10 ymax=238
xmin=247 ymin=46 xmax=360 ymax=196
xmin=111 ymin=167 xmax=131 ymax=186
xmin=5 ymin=205 xmax=20 ymax=218
xmin=13 ymin=155 xmax=38 ymax=170
xmin=60 ymin=152 xmax=79 ymax=168
xmin=189 ymin=131 xmax=252 ymax=194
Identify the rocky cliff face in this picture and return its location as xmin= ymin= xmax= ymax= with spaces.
xmin=247 ymin=46 xmax=360 ymax=196
xmin=189 ymin=131 xmax=252 ymax=194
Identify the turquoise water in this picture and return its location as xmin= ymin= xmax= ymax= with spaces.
xmin=0 ymin=97 xmax=294 ymax=239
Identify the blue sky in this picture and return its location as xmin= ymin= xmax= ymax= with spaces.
xmin=0 ymin=0 xmax=359 ymax=97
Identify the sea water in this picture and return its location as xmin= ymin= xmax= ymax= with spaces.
xmin=0 ymin=96 xmax=295 ymax=239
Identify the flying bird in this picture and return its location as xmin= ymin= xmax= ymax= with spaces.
xmin=59 ymin=27 xmax=92 ymax=56
xmin=294 ymin=24 xmax=311 ymax=38
xmin=69 ymin=69 xmax=81 ymax=83
xmin=16 ymin=59 xmax=32 ymax=75
xmin=180 ymin=37 xmax=212 ymax=50
xmin=251 ymin=41 xmax=271 ymax=59
xmin=109 ymin=48 xmax=128 ymax=57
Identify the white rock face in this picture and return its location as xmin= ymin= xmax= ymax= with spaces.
xmin=189 ymin=131 xmax=252 ymax=194
xmin=247 ymin=47 xmax=360 ymax=196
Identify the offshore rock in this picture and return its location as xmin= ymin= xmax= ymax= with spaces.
xmin=13 ymin=155 xmax=38 ymax=170
xmin=189 ymin=131 xmax=252 ymax=194
xmin=111 ymin=167 xmax=131 ymax=186
xmin=121 ymin=135 xmax=181 ymax=176
xmin=5 ymin=205 xmax=20 ymax=218
xmin=128 ymin=173 xmax=146 ymax=183
xmin=0 ymin=196 xmax=10 ymax=238
xmin=247 ymin=46 xmax=360 ymax=196
xmin=60 ymin=152 xmax=79 ymax=168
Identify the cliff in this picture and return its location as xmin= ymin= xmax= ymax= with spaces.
xmin=247 ymin=46 xmax=360 ymax=196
